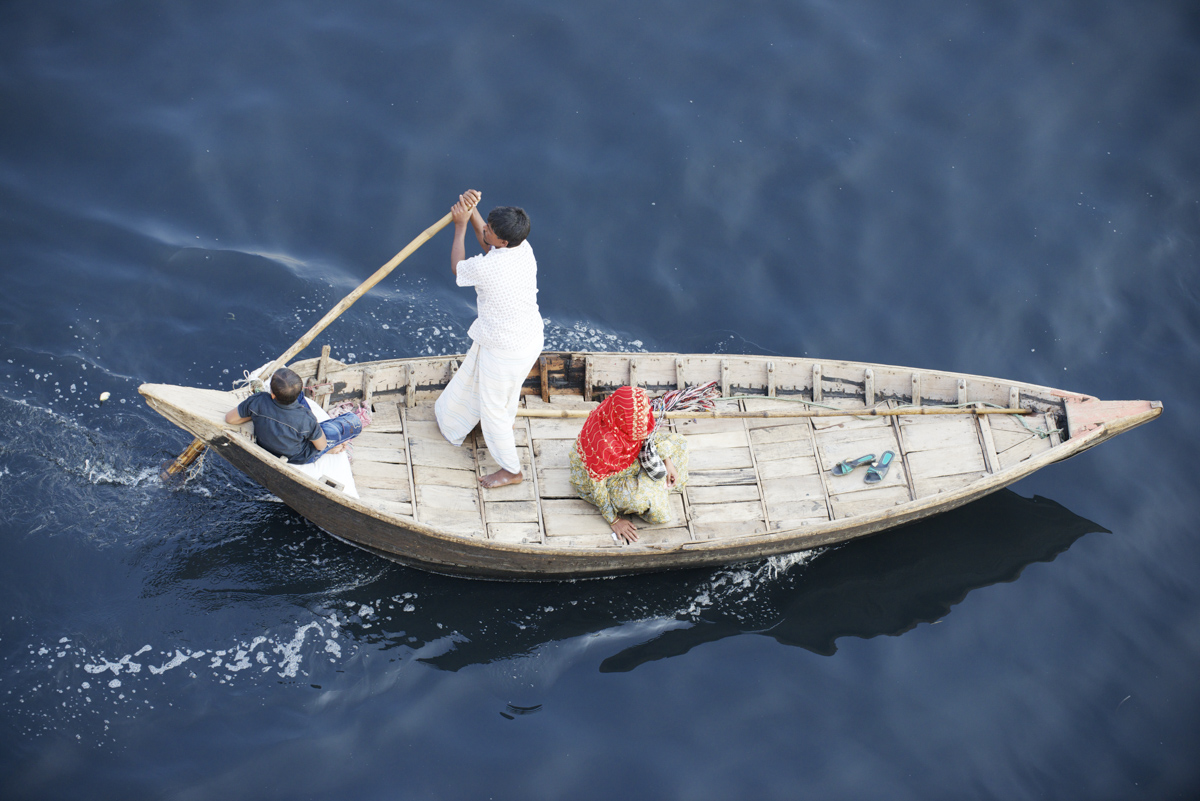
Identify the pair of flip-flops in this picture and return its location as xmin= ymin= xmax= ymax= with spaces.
xmin=831 ymin=451 xmax=895 ymax=483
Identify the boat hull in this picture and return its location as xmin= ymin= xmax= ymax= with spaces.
xmin=141 ymin=351 xmax=1161 ymax=580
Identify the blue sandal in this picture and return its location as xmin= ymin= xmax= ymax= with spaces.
xmin=832 ymin=454 xmax=876 ymax=476
xmin=864 ymin=451 xmax=895 ymax=484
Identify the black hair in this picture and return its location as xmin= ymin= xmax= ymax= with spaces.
xmin=270 ymin=368 xmax=304 ymax=405
xmin=487 ymin=206 xmax=531 ymax=247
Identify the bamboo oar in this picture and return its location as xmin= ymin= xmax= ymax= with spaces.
xmin=161 ymin=209 xmax=462 ymax=479
xmin=514 ymin=406 xmax=1034 ymax=419
xmin=258 ymin=210 xmax=458 ymax=381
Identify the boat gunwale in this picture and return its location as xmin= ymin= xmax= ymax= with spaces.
xmin=288 ymin=349 xmax=1099 ymax=407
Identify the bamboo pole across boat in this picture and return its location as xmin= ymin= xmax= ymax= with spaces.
xmin=515 ymin=405 xmax=1035 ymax=419
xmin=161 ymin=208 xmax=464 ymax=478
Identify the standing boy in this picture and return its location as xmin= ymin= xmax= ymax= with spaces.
xmin=435 ymin=189 xmax=544 ymax=489
xmin=225 ymin=367 xmax=361 ymax=464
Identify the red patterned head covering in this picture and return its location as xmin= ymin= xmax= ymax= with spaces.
xmin=577 ymin=386 xmax=654 ymax=481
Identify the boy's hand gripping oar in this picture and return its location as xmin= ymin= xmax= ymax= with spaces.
xmin=161 ymin=203 xmax=473 ymax=479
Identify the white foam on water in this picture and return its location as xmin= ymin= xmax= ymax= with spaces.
xmin=2 ymin=543 xmax=820 ymax=745
xmin=4 ymin=615 xmax=382 ymax=743
xmin=274 ymin=622 xmax=324 ymax=678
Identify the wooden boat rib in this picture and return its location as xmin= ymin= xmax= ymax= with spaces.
xmin=139 ymin=350 xmax=1160 ymax=579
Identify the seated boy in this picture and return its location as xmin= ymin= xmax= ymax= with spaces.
xmin=224 ymin=368 xmax=361 ymax=464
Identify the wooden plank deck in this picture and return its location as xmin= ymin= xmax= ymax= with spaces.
xmin=344 ymin=359 xmax=1077 ymax=550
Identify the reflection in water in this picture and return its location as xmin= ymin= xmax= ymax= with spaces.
xmin=127 ymin=485 xmax=1103 ymax=687
xmin=314 ymin=488 xmax=1103 ymax=672
xmin=604 ymin=490 xmax=1106 ymax=668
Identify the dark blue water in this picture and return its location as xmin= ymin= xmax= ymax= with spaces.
xmin=2 ymin=1 xmax=1198 ymax=798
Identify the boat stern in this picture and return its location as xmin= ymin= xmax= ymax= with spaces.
xmin=139 ymin=382 xmax=243 ymax=442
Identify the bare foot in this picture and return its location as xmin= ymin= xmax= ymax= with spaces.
xmin=480 ymin=468 xmax=523 ymax=488
xmin=327 ymin=443 xmax=348 ymax=455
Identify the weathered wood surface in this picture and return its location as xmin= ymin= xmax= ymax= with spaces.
xmin=139 ymin=350 xmax=1161 ymax=579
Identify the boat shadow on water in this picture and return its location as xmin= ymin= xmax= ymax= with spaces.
xmin=394 ymin=488 xmax=1105 ymax=670
xmin=597 ymin=489 xmax=1105 ymax=668
xmin=144 ymin=486 xmax=1104 ymax=675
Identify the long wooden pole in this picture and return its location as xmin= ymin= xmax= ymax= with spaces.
xmin=162 ymin=210 xmax=459 ymax=478
xmin=514 ymin=406 xmax=1034 ymax=419
xmin=255 ymin=211 xmax=456 ymax=382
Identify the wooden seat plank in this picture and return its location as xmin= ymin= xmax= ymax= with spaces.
xmin=761 ymin=475 xmax=826 ymax=505
xmin=403 ymin=420 xmax=446 ymax=440
xmin=545 ymin=528 xmax=690 ymax=548
xmin=771 ymin=516 xmax=830 ymax=530
xmin=355 ymin=432 xmax=409 ymax=450
xmin=689 ymin=447 xmax=754 ymax=470
xmin=416 ymin=484 xmax=479 ymax=511
xmin=913 ymin=471 xmax=989 ymax=497
xmin=532 ymin=438 xmax=575 ymax=467
xmin=404 ymin=403 xmax=438 ymax=422
xmin=688 ymin=501 xmax=763 ymax=524
xmin=682 ymin=430 xmax=750 ymax=450
xmin=898 ymin=416 xmax=978 ymax=451
xmin=355 ymin=473 xmax=413 ymax=494
xmin=536 ymin=468 xmax=577 ymax=498
xmin=352 ymin=446 xmax=406 ymax=464
xmin=752 ymin=438 xmax=816 ymax=463
xmin=409 ymin=438 xmax=476 ymax=470
xmin=687 ymin=484 xmax=761 ymax=504
xmin=418 ymin=508 xmax=485 ymax=537
xmin=543 ymin=511 xmax=613 ymax=537
xmin=359 ymin=498 xmax=414 ymax=518
xmin=749 ymin=424 xmax=813 ymax=445
xmin=528 ymin=419 xmax=587 ymax=439
xmin=997 ymin=436 xmax=1055 ymax=469
xmin=766 ymin=498 xmax=828 ymax=521
xmin=756 ymin=455 xmax=821 ymax=480
xmin=693 ymin=520 xmax=767 ymax=539
xmin=687 ymin=468 xmax=759 ymax=486
xmin=989 ymin=413 xmax=1056 ymax=450
xmin=357 ymin=485 xmax=413 ymax=506
xmin=483 ymin=500 xmax=540 ymax=523
xmin=412 ymin=465 xmax=478 ymax=489
xmin=489 ymin=522 xmax=542 ymax=544
xmin=369 ymin=401 xmax=404 ymax=432
xmin=830 ymin=486 xmax=912 ymax=519
xmin=353 ymin=460 xmax=409 ymax=481
xmin=905 ymin=445 xmax=986 ymax=479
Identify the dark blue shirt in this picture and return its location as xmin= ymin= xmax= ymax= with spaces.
xmin=236 ymin=393 xmax=320 ymax=464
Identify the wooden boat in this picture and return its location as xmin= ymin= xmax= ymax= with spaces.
xmin=139 ymin=349 xmax=1160 ymax=580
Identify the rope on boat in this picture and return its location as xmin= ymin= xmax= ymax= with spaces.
xmin=232 ymin=363 xmax=272 ymax=394
xmin=938 ymin=401 xmax=1062 ymax=439
xmin=182 ymin=448 xmax=206 ymax=482
xmin=651 ymin=381 xmax=721 ymax=433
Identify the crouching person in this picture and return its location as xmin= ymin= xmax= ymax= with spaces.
xmin=224 ymin=367 xmax=361 ymax=464
xmin=569 ymin=386 xmax=690 ymax=544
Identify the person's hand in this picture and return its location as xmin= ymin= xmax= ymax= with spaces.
xmin=451 ymin=190 xmax=480 ymax=225
xmin=664 ymin=456 xmax=679 ymax=489
xmin=611 ymin=518 xmax=639 ymax=544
